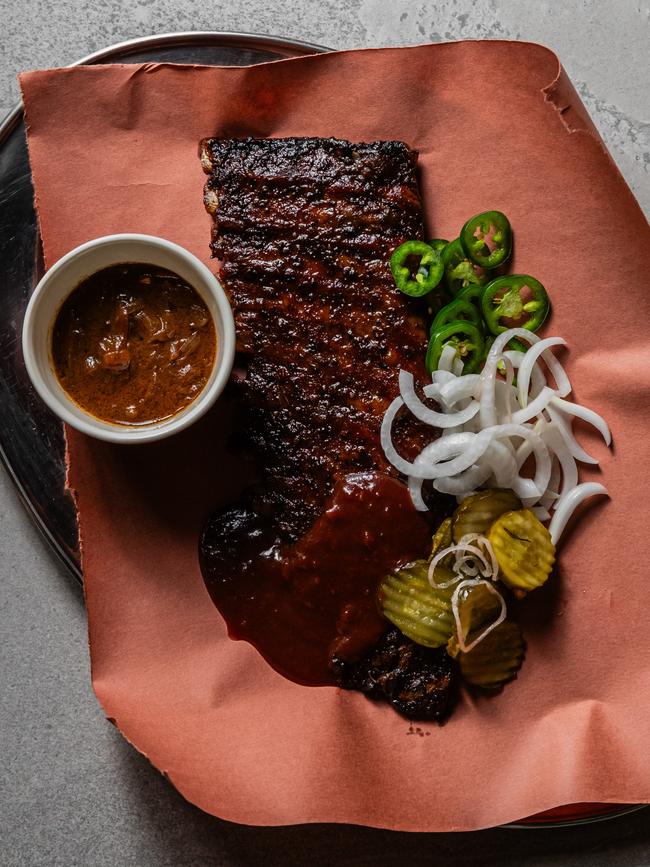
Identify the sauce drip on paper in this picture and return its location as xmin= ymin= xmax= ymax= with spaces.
xmin=200 ymin=472 xmax=431 ymax=685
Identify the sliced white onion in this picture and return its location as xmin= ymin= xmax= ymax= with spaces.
xmin=504 ymin=350 xmax=546 ymax=397
xmin=429 ymin=536 xmax=496 ymax=587
xmin=515 ymin=434 xmax=533 ymax=470
xmin=539 ymin=455 xmax=561 ymax=509
xmin=550 ymin=397 xmax=612 ymax=447
xmin=452 ymin=547 xmax=493 ymax=578
xmin=496 ymin=364 xmax=516 ymax=422
xmin=482 ymin=440 xmax=517 ymax=488
xmin=422 ymin=382 xmax=442 ymax=399
xmin=432 ymin=463 xmax=492 ymax=495
xmin=501 ymin=353 xmax=516 ymax=389
xmin=456 ymin=534 xmax=498 ymax=579
xmin=481 ymin=423 xmax=551 ymax=501
xmin=440 ymin=375 xmax=480 ymax=406
xmin=511 ymin=386 xmax=556 ymax=426
xmin=549 ymin=483 xmax=609 ymax=545
xmin=546 ymin=403 xmax=598 ymax=465
xmin=407 ymin=474 xmax=428 ymax=512
xmin=511 ymin=476 xmax=542 ymax=505
xmin=514 ymin=418 xmax=545 ymax=468
xmin=424 ymin=381 xmax=472 ymax=424
xmin=488 ymin=327 xmax=541 ymax=357
xmin=432 ymin=369 xmax=456 ymax=385
xmin=381 ymin=402 xmax=478 ymax=480
xmin=399 ymin=370 xmax=479 ymax=429
xmin=379 ymin=396 xmax=414 ymax=476
xmin=438 ymin=344 xmax=458 ymax=372
xmin=412 ymin=433 xmax=491 ymax=480
xmin=517 ymin=337 xmax=571 ymax=407
xmin=452 ymin=555 xmax=481 ymax=577
xmin=477 ymin=356 xmax=501 ymax=429
xmin=381 ymin=326 xmax=611 ymax=544
xmin=478 ymin=328 xmax=542 ymax=428
xmin=494 ymin=383 xmax=518 ymax=422
xmin=428 ymin=546 xmax=464 ymax=589
xmin=440 ymin=425 xmax=465 ymax=439
xmin=541 ymin=423 xmax=579 ymax=497
xmin=502 ymin=348 xmax=525 ymax=366
xmin=453 ymin=553 xmax=491 ymax=580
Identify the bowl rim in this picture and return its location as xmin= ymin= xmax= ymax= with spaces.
xmin=21 ymin=233 xmax=236 ymax=444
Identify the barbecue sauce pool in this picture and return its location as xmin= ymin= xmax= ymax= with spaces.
xmin=200 ymin=473 xmax=432 ymax=686
xmin=51 ymin=263 xmax=216 ymax=425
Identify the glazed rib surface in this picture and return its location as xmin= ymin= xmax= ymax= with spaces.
xmin=200 ymin=136 xmax=427 ymax=538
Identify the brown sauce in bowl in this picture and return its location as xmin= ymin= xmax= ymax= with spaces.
xmin=51 ymin=263 xmax=216 ymax=425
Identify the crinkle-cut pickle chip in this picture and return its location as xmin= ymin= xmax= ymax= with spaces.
xmin=379 ymin=560 xmax=455 ymax=649
xmin=456 ymin=580 xmax=503 ymax=639
xmin=489 ymin=508 xmax=555 ymax=592
xmin=446 ymin=582 xmax=504 ymax=659
xmin=459 ymin=620 xmax=525 ymax=689
xmin=430 ymin=516 xmax=453 ymax=565
xmin=451 ymin=489 xmax=522 ymax=543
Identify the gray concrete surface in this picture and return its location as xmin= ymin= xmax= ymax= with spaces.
xmin=2 ymin=0 xmax=649 ymax=215
xmin=1 ymin=1 xmax=648 ymax=865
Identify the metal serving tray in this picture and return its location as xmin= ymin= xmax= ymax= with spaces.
xmin=0 ymin=31 xmax=326 ymax=583
xmin=0 ymin=30 xmax=642 ymax=829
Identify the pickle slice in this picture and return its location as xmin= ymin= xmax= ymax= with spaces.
xmin=446 ymin=580 xmax=505 ymax=658
xmin=457 ymin=581 xmax=503 ymax=639
xmin=451 ymin=489 xmax=522 ymax=543
xmin=459 ymin=620 xmax=525 ymax=689
xmin=488 ymin=509 xmax=555 ymax=592
xmin=430 ymin=517 xmax=454 ymax=566
xmin=379 ymin=560 xmax=456 ymax=648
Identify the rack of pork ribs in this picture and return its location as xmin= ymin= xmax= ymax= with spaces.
xmin=199 ymin=137 xmax=456 ymax=722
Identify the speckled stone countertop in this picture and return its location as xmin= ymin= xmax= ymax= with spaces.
xmin=1 ymin=2 xmax=648 ymax=865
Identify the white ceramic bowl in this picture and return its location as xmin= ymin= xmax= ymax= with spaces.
xmin=22 ymin=234 xmax=235 ymax=444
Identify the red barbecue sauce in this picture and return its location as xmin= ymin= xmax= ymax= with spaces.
xmin=201 ymin=473 xmax=431 ymax=685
